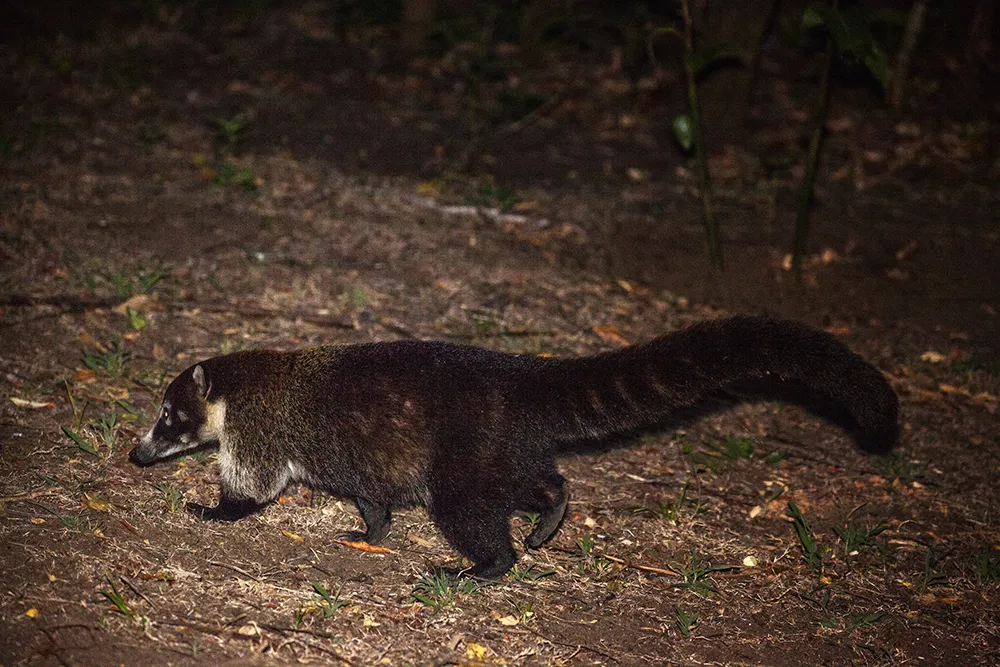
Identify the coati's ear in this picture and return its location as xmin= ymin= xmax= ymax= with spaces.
xmin=192 ymin=365 xmax=210 ymax=398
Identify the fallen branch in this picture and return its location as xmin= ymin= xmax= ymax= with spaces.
xmin=0 ymin=487 xmax=61 ymax=503
xmin=601 ymin=554 xmax=679 ymax=577
xmin=0 ymin=293 xmax=123 ymax=311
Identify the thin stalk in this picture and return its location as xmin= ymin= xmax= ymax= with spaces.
xmin=792 ymin=25 xmax=835 ymax=282
xmin=680 ymin=0 xmax=723 ymax=273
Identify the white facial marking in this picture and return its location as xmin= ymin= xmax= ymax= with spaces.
xmin=141 ymin=424 xmax=156 ymax=446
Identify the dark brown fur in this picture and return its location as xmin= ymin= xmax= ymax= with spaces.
xmin=130 ymin=316 xmax=898 ymax=578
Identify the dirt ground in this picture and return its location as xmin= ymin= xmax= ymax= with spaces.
xmin=2 ymin=4 xmax=999 ymax=666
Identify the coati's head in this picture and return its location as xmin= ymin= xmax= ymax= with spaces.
xmin=129 ymin=364 xmax=224 ymax=466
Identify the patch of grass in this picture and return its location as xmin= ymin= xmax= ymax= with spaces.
xmin=510 ymin=598 xmax=535 ymax=624
xmin=675 ymin=554 xmax=736 ymax=597
xmin=126 ymin=307 xmax=147 ymax=331
xmin=787 ymin=502 xmax=823 ymax=576
xmin=213 ymin=161 xmax=257 ymax=191
xmin=96 ymin=412 xmax=120 ymax=457
xmin=675 ymin=606 xmax=697 ymax=638
xmin=573 ymin=533 xmax=613 ymax=575
xmin=82 ymin=340 xmax=130 ymax=377
xmin=62 ymin=425 xmax=98 ymax=457
xmin=349 ymin=285 xmax=369 ymax=308
xmin=311 ymin=582 xmax=350 ymax=618
xmin=135 ymin=121 xmax=166 ymax=148
xmin=857 ymin=644 xmax=897 ymax=665
xmin=850 ymin=609 xmax=889 ymax=627
xmin=690 ymin=436 xmax=782 ymax=472
xmin=100 ymin=577 xmax=135 ymax=620
xmin=834 ymin=521 xmax=887 ymax=557
xmin=975 ymin=548 xmax=1000 ymax=584
xmin=509 ymin=562 xmax=556 ymax=582
xmin=632 ymin=480 xmax=704 ymax=525
xmin=870 ymin=452 xmax=927 ymax=484
xmin=465 ymin=181 xmax=518 ymax=212
xmin=211 ymin=113 xmax=251 ymax=152
xmin=918 ymin=550 xmax=947 ymax=592
xmin=156 ymin=483 xmax=184 ymax=513
xmin=412 ymin=570 xmax=479 ymax=612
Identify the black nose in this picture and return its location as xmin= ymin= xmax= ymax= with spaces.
xmin=129 ymin=447 xmax=151 ymax=466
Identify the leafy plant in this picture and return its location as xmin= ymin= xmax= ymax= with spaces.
xmin=211 ymin=113 xmax=251 ymax=152
xmin=632 ymin=481 xmax=703 ymax=525
xmin=509 ymin=562 xmax=556 ymax=582
xmin=101 ymin=577 xmax=135 ymax=619
xmin=675 ymin=606 xmax=698 ymax=638
xmin=833 ymin=521 xmax=887 ymax=556
xmin=464 ymin=181 xmax=518 ymax=212
xmin=975 ymin=549 xmax=1000 ymax=584
xmin=412 ymin=570 xmax=478 ymax=612
xmin=311 ymin=582 xmax=350 ymax=618
xmin=213 ymin=161 xmax=257 ymax=191
xmin=156 ymin=483 xmax=184 ymax=513
xmin=62 ymin=425 xmax=98 ymax=457
xmin=81 ymin=340 xmax=129 ymax=377
xmin=787 ymin=502 xmax=823 ymax=575
xmin=675 ymin=553 xmax=736 ymax=597
xmin=126 ymin=307 xmax=147 ymax=331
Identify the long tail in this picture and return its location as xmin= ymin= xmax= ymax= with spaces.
xmin=524 ymin=316 xmax=898 ymax=451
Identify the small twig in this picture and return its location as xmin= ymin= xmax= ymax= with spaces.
xmin=174 ymin=302 xmax=357 ymax=330
xmin=522 ymin=624 xmax=620 ymax=664
xmin=207 ymin=560 xmax=262 ymax=582
xmin=0 ymin=487 xmax=60 ymax=503
xmin=119 ymin=575 xmax=153 ymax=608
xmin=601 ymin=554 xmax=679 ymax=577
xmin=0 ymin=293 xmax=123 ymax=311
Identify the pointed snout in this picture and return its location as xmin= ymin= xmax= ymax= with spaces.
xmin=129 ymin=427 xmax=157 ymax=466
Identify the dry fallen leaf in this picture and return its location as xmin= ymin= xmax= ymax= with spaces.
xmin=920 ymin=350 xmax=946 ymax=363
xmin=10 ymin=397 xmax=55 ymax=409
xmin=334 ymin=539 xmax=395 ymax=554
xmin=112 ymin=294 xmax=150 ymax=315
xmin=73 ymin=369 xmax=98 ymax=383
xmin=25 ymin=608 xmax=38 ymax=618
xmin=592 ymin=325 xmax=630 ymax=347
xmin=81 ymin=494 xmax=111 ymax=512
xmin=281 ymin=530 xmax=305 ymax=542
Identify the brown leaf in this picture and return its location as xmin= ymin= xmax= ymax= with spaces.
xmin=592 ymin=325 xmax=630 ymax=347
xmin=74 ymin=369 xmax=98 ymax=383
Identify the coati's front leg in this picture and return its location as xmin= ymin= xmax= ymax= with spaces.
xmin=188 ymin=479 xmax=259 ymax=521
xmin=338 ymin=497 xmax=392 ymax=544
xmin=188 ymin=495 xmax=259 ymax=521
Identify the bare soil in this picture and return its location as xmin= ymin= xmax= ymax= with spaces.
xmin=2 ymin=4 xmax=999 ymax=666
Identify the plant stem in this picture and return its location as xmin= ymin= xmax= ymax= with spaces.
xmin=792 ymin=17 xmax=835 ymax=282
xmin=680 ymin=0 xmax=724 ymax=273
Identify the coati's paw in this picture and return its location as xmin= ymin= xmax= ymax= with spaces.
xmin=186 ymin=502 xmax=214 ymax=520
xmin=187 ymin=499 xmax=257 ymax=521
xmin=335 ymin=530 xmax=371 ymax=543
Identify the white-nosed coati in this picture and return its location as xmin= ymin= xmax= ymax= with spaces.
xmin=130 ymin=316 xmax=898 ymax=578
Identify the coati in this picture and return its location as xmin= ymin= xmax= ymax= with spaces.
xmin=130 ymin=315 xmax=898 ymax=578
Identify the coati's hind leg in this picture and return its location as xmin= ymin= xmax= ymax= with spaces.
xmin=339 ymin=497 xmax=392 ymax=544
xmin=519 ymin=470 xmax=568 ymax=549
xmin=429 ymin=475 xmax=518 ymax=579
